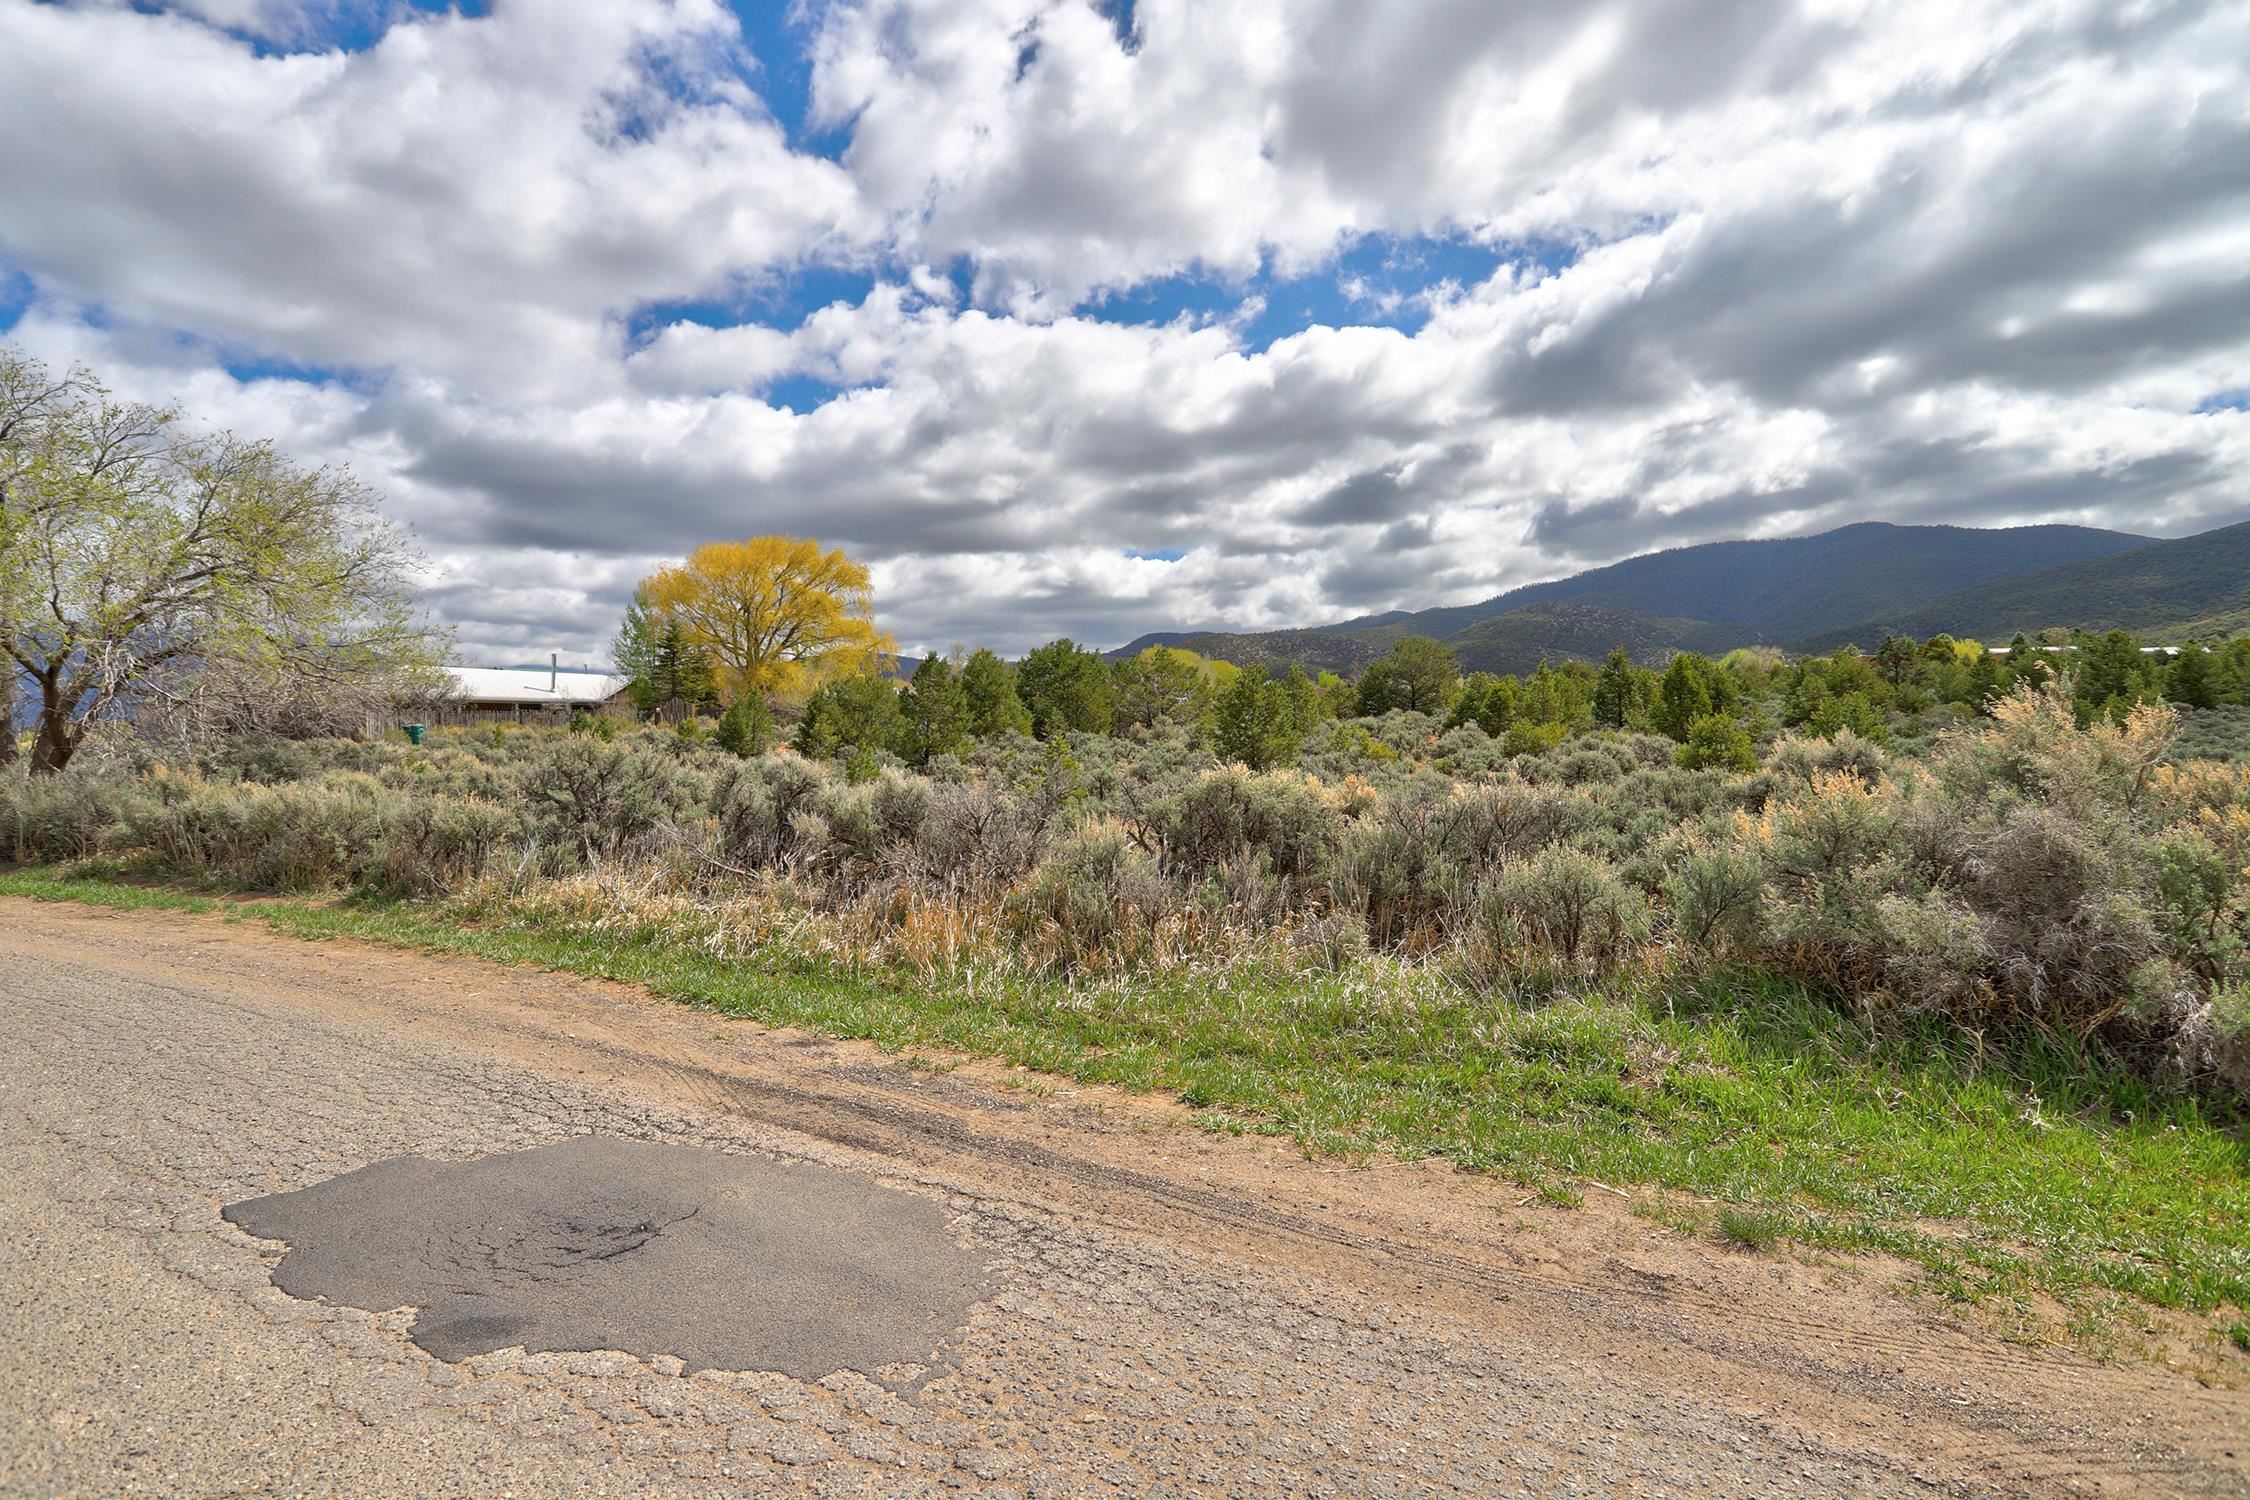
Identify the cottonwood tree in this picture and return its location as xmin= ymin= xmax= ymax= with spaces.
xmin=641 ymin=537 xmax=893 ymax=704
xmin=1356 ymin=636 xmax=1459 ymax=716
xmin=0 ymin=351 xmax=94 ymax=767
xmin=0 ymin=346 xmax=445 ymax=775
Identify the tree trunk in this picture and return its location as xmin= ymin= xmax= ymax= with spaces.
xmin=0 ymin=660 xmax=15 ymax=769
xmin=26 ymin=673 xmax=76 ymax=776
xmin=28 ymin=713 xmax=74 ymax=775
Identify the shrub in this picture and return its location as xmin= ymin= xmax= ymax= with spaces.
xmin=1760 ymin=729 xmax=1887 ymax=789
xmin=1664 ymin=840 xmax=1766 ymax=954
xmin=1437 ymin=782 xmax=1585 ymax=868
xmin=1158 ymin=768 xmax=1342 ymax=898
xmin=912 ymin=778 xmax=1057 ymax=889
xmin=2 ymin=769 xmax=152 ymax=862
xmin=1476 ymin=847 xmax=1648 ymax=971
xmin=1721 ymin=770 xmax=1903 ymax=988
xmin=374 ymin=797 xmax=526 ymax=895
xmin=208 ymin=736 xmax=318 ymax=784
xmin=711 ymin=754 xmax=832 ymax=870
xmin=2147 ymin=828 xmax=2247 ymax=984
xmin=801 ymin=770 xmax=931 ymax=872
xmin=1007 ymin=827 xmax=1173 ymax=971
xmin=1337 ymin=794 xmax=1478 ymax=951
xmin=135 ymin=774 xmax=397 ymax=890
xmin=518 ymin=739 xmax=695 ymax=863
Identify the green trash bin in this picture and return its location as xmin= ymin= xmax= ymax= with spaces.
xmin=404 ymin=723 xmax=425 ymax=746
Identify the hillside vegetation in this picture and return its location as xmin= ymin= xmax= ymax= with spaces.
xmin=1809 ymin=520 xmax=2250 ymax=649
xmin=1115 ymin=520 xmax=2159 ymax=676
xmin=1440 ymin=602 xmax=1743 ymax=676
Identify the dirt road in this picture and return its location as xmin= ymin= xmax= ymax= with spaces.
xmin=1 ymin=896 xmax=2241 ymax=1497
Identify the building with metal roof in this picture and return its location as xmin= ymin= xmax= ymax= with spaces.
xmin=439 ymin=660 xmax=632 ymax=722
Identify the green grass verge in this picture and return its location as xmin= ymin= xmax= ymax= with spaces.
xmin=6 ymin=866 xmax=2245 ymax=1345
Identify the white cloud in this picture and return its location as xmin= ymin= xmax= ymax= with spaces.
xmin=0 ymin=0 xmax=860 ymax=396
xmin=1 ymin=0 xmax=2246 ymax=663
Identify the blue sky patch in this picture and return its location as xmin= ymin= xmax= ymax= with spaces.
xmin=624 ymin=263 xmax=881 ymax=351
xmin=145 ymin=0 xmax=490 ymax=59
xmin=1077 ymin=232 xmax=1537 ymax=351
xmin=765 ymin=373 xmax=850 ymax=414
xmin=724 ymin=1 xmax=851 ymax=159
xmin=218 ymin=347 xmax=363 ymax=387
xmin=0 ymin=266 xmax=33 ymax=335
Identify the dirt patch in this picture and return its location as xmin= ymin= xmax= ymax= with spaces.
xmin=225 ymin=1135 xmax=989 ymax=1378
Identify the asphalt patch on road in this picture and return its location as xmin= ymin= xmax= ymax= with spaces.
xmin=223 ymin=1136 xmax=989 ymax=1378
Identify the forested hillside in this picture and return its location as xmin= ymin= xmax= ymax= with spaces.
xmin=1114 ymin=521 xmax=2158 ymax=673
xmin=1807 ymin=520 xmax=2250 ymax=648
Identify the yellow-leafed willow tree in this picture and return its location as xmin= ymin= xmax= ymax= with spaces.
xmin=639 ymin=536 xmax=895 ymax=706
xmin=0 ymin=346 xmax=447 ymax=775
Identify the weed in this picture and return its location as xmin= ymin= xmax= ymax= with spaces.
xmin=1716 ymin=1206 xmax=1786 ymax=1252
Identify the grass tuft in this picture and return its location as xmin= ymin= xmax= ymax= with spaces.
xmin=1715 ymin=1206 xmax=1786 ymax=1252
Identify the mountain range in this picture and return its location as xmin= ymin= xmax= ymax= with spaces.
xmin=1112 ymin=519 xmax=2250 ymax=677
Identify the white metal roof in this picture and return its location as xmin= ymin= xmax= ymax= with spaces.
xmin=446 ymin=666 xmax=629 ymax=705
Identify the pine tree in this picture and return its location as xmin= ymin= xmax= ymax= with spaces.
xmin=1652 ymin=655 xmax=1716 ymax=741
xmin=1592 ymin=648 xmax=1636 ymax=729
xmin=714 ymin=694 xmax=774 ymax=757
xmin=613 ymin=586 xmax=662 ymax=711
xmin=1212 ymin=667 xmax=1281 ymax=769
xmin=961 ymin=647 xmax=1033 ymax=738
xmin=903 ymin=653 xmax=971 ymax=765
xmin=2166 ymin=645 xmax=2218 ymax=710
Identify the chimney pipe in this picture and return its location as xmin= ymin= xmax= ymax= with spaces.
xmin=550 ymin=652 xmax=558 ymax=692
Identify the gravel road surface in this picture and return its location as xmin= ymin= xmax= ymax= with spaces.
xmin=1 ymin=896 xmax=2241 ymax=1497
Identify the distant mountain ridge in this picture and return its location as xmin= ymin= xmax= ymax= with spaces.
xmin=1111 ymin=520 xmax=2174 ymax=676
xmin=1804 ymin=518 xmax=2250 ymax=650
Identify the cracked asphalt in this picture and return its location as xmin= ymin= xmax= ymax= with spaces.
xmin=2 ymin=896 xmax=2243 ymax=1498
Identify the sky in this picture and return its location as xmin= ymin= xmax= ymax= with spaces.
xmin=1 ymin=0 xmax=2246 ymax=666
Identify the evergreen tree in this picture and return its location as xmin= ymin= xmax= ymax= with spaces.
xmin=1016 ymin=639 xmax=1116 ymax=737
xmin=1445 ymin=673 xmax=1502 ymax=730
xmin=794 ymin=675 xmax=905 ymax=758
xmin=1676 ymin=713 xmax=1757 ymax=772
xmin=1211 ymin=665 xmax=1276 ymax=767
xmin=1652 ymin=655 xmax=1717 ymax=741
xmin=1210 ymin=665 xmax=1317 ymax=770
xmin=961 ymin=647 xmax=1033 ymax=738
xmin=714 ymin=694 xmax=774 ymax=757
xmin=2165 ymin=646 xmax=2218 ymax=710
xmin=615 ymin=586 xmax=718 ymax=713
xmin=1808 ymin=691 xmax=1888 ymax=744
xmin=1114 ymin=646 xmax=1217 ymax=731
xmin=902 ymin=653 xmax=972 ymax=764
xmin=612 ymin=586 xmax=661 ymax=710
xmin=1592 ymin=648 xmax=1637 ymax=729
xmin=2073 ymin=629 xmax=2159 ymax=721
xmin=653 ymin=623 xmax=718 ymax=710
xmin=1873 ymin=635 xmax=1920 ymax=686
